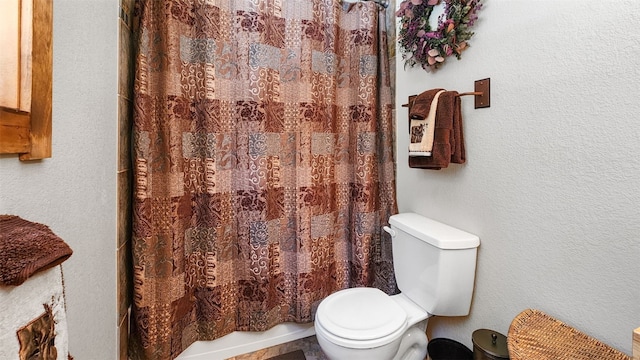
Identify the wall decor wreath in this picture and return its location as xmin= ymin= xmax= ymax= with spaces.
xmin=396 ymin=0 xmax=483 ymax=71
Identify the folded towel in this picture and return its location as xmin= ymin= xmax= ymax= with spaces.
xmin=409 ymin=90 xmax=446 ymax=156
xmin=408 ymin=88 xmax=445 ymax=120
xmin=409 ymin=90 xmax=466 ymax=169
xmin=0 ymin=215 xmax=73 ymax=286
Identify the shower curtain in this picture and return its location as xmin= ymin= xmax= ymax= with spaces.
xmin=130 ymin=1 xmax=397 ymax=358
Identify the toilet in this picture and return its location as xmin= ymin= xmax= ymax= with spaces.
xmin=314 ymin=212 xmax=480 ymax=360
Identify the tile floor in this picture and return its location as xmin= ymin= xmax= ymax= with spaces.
xmin=228 ymin=335 xmax=436 ymax=360
xmin=228 ymin=335 xmax=328 ymax=360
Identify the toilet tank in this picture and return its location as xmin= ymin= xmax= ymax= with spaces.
xmin=388 ymin=213 xmax=480 ymax=317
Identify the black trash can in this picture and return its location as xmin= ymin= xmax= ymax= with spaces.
xmin=427 ymin=338 xmax=474 ymax=360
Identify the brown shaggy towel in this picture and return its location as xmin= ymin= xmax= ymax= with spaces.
xmin=0 ymin=215 xmax=73 ymax=286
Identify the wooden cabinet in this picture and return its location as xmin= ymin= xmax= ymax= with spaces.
xmin=0 ymin=0 xmax=52 ymax=160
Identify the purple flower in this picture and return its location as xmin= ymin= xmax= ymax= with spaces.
xmin=426 ymin=31 xmax=439 ymax=39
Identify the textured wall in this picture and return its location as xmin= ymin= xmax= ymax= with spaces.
xmin=0 ymin=0 xmax=118 ymax=358
xmin=394 ymin=0 xmax=640 ymax=354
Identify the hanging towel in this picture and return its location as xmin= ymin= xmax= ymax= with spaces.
xmin=0 ymin=215 xmax=73 ymax=286
xmin=409 ymin=89 xmax=446 ymax=156
xmin=409 ymin=90 xmax=466 ymax=169
xmin=408 ymin=88 xmax=445 ymax=120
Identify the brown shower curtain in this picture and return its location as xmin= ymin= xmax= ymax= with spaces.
xmin=130 ymin=1 xmax=397 ymax=358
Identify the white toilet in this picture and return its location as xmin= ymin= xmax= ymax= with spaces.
xmin=314 ymin=212 xmax=480 ymax=360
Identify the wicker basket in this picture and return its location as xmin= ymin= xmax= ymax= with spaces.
xmin=507 ymin=309 xmax=631 ymax=360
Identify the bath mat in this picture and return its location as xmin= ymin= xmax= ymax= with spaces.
xmin=266 ymin=349 xmax=306 ymax=360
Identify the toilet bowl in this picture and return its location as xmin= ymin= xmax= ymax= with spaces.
xmin=314 ymin=213 xmax=480 ymax=360
xmin=314 ymin=287 xmax=429 ymax=360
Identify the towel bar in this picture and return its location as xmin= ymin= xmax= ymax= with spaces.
xmin=402 ymin=78 xmax=491 ymax=109
xmin=401 ymin=91 xmax=482 ymax=107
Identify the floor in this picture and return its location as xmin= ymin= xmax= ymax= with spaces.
xmin=227 ymin=335 xmax=329 ymax=360
xmin=226 ymin=335 xmax=437 ymax=360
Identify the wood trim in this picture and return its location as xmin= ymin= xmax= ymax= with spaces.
xmin=0 ymin=108 xmax=30 ymax=153
xmin=0 ymin=0 xmax=21 ymax=110
xmin=19 ymin=0 xmax=52 ymax=160
xmin=633 ymin=327 xmax=639 ymax=360
xmin=0 ymin=0 xmax=52 ymax=159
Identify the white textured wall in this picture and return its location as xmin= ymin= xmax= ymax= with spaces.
xmin=0 ymin=0 xmax=118 ymax=358
xmin=395 ymin=0 xmax=640 ymax=355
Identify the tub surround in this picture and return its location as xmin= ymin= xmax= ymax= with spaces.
xmin=176 ymin=322 xmax=316 ymax=360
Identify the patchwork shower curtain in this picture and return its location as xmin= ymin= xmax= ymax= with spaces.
xmin=130 ymin=1 xmax=397 ymax=358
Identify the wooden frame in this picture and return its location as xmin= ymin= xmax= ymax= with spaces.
xmin=0 ymin=0 xmax=52 ymax=160
xmin=634 ymin=327 xmax=639 ymax=360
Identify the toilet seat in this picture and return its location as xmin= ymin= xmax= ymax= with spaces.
xmin=316 ymin=287 xmax=408 ymax=349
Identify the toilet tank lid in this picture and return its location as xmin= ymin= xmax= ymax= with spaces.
xmin=389 ymin=213 xmax=480 ymax=249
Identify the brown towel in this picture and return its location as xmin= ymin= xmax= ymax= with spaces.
xmin=409 ymin=90 xmax=446 ymax=156
xmin=408 ymin=88 xmax=445 ymax=120
xmin=409 ymin=90 xmax=466 ymax=169
xmin=0 ymin=215 xmax=73 ymax=286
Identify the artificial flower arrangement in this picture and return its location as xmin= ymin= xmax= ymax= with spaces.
xmin=396 ymin=0 xmax=482 ymax=71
